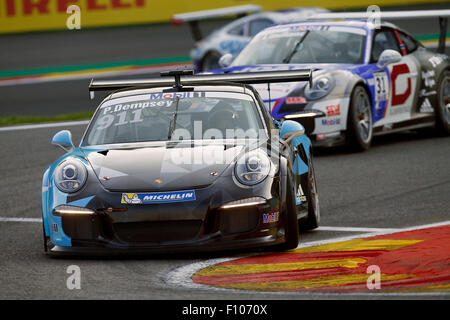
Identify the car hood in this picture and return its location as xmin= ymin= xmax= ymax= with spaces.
xmin=82 ymin=142 xmax=245 ymax=192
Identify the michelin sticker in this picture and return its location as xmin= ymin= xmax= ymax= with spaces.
xmin=121 ymin=190 xmax=196 ymax=204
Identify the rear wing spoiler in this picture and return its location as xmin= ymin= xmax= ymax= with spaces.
xmin=88 ymin=69 xmax=312 ymax=99
xmin=171 ymin=4 xmax=262 ymax=41
xmin=310 ymin=9 xmax=450 ymax=53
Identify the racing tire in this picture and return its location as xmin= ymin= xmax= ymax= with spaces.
xmin=278 ymin=174 xmax=300 ymax=250
xmin=201 ymin=51 xmax=221 ymax=71
xmin=347 ymin=85 xmax=373 ymax=151
xmin=300 ymin=153 xmax=320 ymax=231
xmin=42 ymin=222 xmax=48 ymax=253
xmin=435 ymin=70 xmax=450 ymax=135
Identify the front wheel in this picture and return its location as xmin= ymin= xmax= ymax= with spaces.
xmin=279 ymin=174 xmax=300 ymax=250
xmin=435 ymin=70 xmax=450 ymax=135
xmin=300 ymin=152 xmax=320 ymax=230
xmin=347 ymin=85 xmax=373 ymax=151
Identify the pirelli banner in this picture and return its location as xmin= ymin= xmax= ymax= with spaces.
xmin=0 ymin=0 xmax=444 ymax=34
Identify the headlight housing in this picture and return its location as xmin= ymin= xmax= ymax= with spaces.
xmin=234 ymin=150 xmax=271 ymax=186
xmin=54 ymin=158 xmax=88 ymax=193
xmin=304 ymin=76 xmax=334 ymax=100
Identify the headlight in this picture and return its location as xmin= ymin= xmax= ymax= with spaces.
xmin=304 ymin=76 xmax=334 ymax=100
xmin=235 ymin=150 xmax=271 ymax=186
xmin=54 ymin=158 xmax=87 ymax=193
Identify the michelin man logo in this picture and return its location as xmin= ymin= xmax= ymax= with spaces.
xmin=122 ymin=193 xmax=142 ymax=204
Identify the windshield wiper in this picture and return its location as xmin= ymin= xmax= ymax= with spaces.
xmin=282 ymin=30 xmax=310 ymax=64
xmin=168 ymin=96 xmax=180 ymax=140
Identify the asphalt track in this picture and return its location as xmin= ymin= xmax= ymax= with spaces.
xmin=0 ymin=123 xmax=449 ymax=299
xmin=1 ymin=2 xmax=449 ymax=117
xmin=1 ymin=2 xmax=450 ymax=301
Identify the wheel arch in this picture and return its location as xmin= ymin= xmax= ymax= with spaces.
xmin=200 ymin=50 xmax=223 ymax=71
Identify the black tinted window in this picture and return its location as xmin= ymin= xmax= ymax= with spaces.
xmin=399 ymin=32 xmax=419 ymax=53
xmin=372 ymin=30 xmax=400 ymax=62
xmin=228 ymin=23 xmax=245 ymax=36
xmin=249 ymin=19 xmax=273 ymax=37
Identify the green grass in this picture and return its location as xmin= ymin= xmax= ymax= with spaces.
xmin=0 ymin=55 xmax=191 ymax=79
xmin=0 ymin=112 xmax=93 ymax=126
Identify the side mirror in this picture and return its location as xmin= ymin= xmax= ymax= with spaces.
xmin=52 ymin=130 xmax=74 ymax=152
xmin=280 ymin=120 xmax=305 ymax=145
xmin=218 ymin=53 xmax=233 ymax=68
xmin=377 ymin=49 xmax=402 ymax=68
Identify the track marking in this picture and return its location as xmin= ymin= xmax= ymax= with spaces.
xmin=0 ymin=120 xmax=89 ymax=132
xmin=166 ymin=220 xmax=450 ymax=295
xmin=0 ymin=217 xmax=42 ymax=222
xmin=317 ymin=226 xmax=401 ymax=232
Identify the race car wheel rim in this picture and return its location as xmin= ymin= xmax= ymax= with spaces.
xmin=355 ymin=89 xmax=372 ymax=143
xmin=441 ymin=75 xmax=450 ymax=124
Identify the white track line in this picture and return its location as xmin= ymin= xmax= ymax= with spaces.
xmin=317 ymin=226 xmax=401 ymax=233
xmin=0 ymin=217 xmax=42 ymax=222
xmin=0 ymin=120 xmax=89 ymax=132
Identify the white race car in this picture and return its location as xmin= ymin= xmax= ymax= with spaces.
xmin=172 ymin=5 xmax=329 ymax=71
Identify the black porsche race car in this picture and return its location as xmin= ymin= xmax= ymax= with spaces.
xmin=42 ymin=70 xmax=320 ymax=255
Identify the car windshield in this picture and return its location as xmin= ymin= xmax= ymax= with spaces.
xmin=83 ymin=91 xmax=265 ymax=146
xmin=232 ymin=25 xmax=366 ymax=65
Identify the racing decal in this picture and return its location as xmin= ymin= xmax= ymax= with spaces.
xmin=149 ymin=92 xmax=205 ymax=100
xmin=419 ymin=98 xmax=434 ymax=113
xmin=103 ymin=100 xmax=174 ymax=115
xmin=192 ymin=224 xmax=450 ymax=293
xmin=373 ymin=71 xmax=389 ymax=102
xmin=316 ymin=133 xmax=326 ymax=141
xmin=286 ymin=97 xmax=306 ymax=104
xmin=284 ymin=24 xmax=366 ymax=36
xmin=390 ymin=63 xmax=412 ymax=107
xmin=428 ymin=55 xmax=445 ymax=68
xmin=419 ymin=89 xmax=437 ymax=98
xmin=121 ymin=190 xmax=196 ymax=204
xmin=326 ymin=104 xmax=340 ymax=117
xmin=311 ymin=98 xmax=349 ymax=134
xmin=296 ymin=183 xmax=306 ymax=203
xmin=321 ymin=118 xmax=341 ymax=126
xmin=263 ymin=211 xmax=279 ymax=224
xmin=374 ymin=55 xmax=419 ymax=126
xmin=422 ymin=70 xmax=436 ymax=88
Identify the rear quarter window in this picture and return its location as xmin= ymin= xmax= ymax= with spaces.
xmin=399 ymin=31 xmax=420 ymax=53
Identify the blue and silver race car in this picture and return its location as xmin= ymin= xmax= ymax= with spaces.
xmin=41 ymin=70 xmax=320 ymax=255
xmin=172 ymin=5 xmax=328 ymax=71
xmin=209 ymin=12 xmax=450 ymax=150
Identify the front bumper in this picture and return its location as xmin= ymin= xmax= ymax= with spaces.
xmin=311 ymin=132 xmax=347 ymax=148
xmin=46 ymin=176 xmax=285 ymax=255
